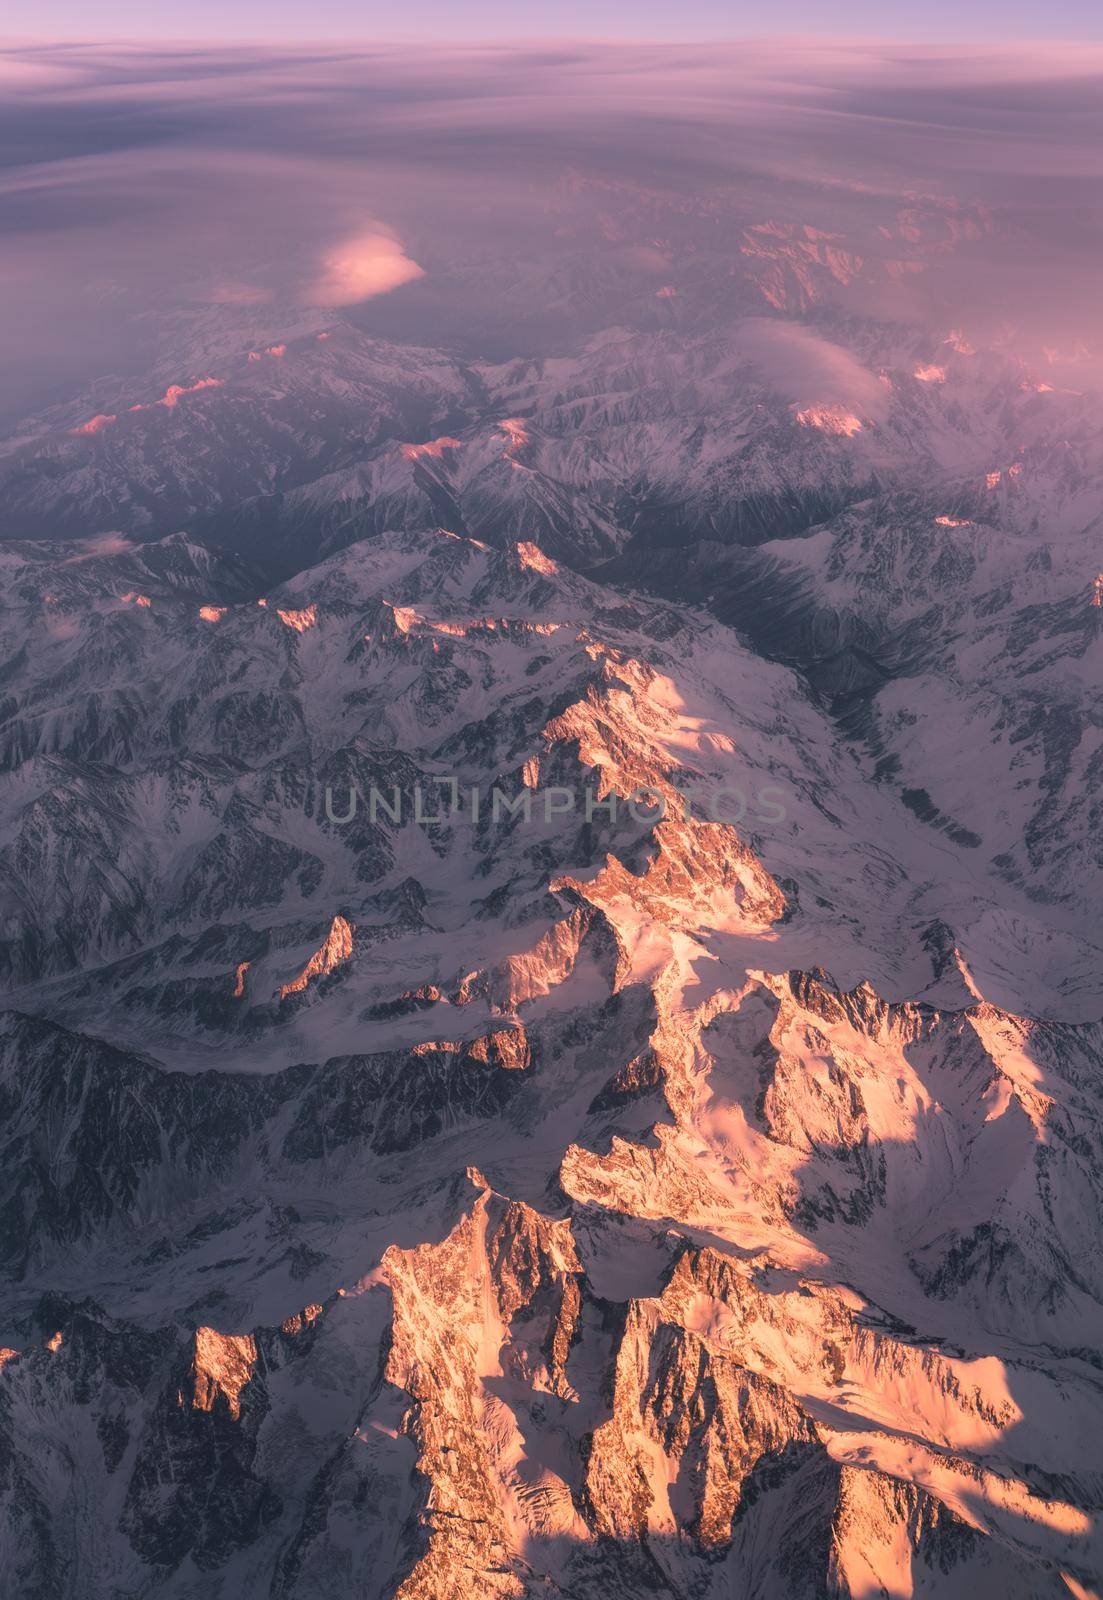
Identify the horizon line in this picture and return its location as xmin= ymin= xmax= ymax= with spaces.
xmin=5 ymin=32 xmax=1103 ymax=48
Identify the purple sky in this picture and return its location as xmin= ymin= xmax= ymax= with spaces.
xmin=6 ymin=0 xmax=1103 ymax=41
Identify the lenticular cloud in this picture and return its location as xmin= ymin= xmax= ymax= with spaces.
xmin=735 ymin=318 xmax=891 ymax=422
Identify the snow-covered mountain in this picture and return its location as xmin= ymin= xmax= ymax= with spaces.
xmin=0 ymin=182 xmax=1101 ymax=1597
xmin=0 ymin=500 xmax=1099 ymax=1596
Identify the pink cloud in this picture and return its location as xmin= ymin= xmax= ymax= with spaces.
xmin=62 ymin=532 xmax=133 ymax=563
xmin=302 ymin=230 xmax=424 ymax=307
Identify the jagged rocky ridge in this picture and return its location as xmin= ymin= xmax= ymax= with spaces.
xmin=0 ymin=518 xmax=1099 ymax=1598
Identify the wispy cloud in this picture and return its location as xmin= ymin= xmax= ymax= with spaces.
xmin=62 ymin=532 xmax=134 ymax=562
xmin=735 ymin=320 xmax=891 ymax=420
xmin=1 ymin=40 xmax=1102 ymax=421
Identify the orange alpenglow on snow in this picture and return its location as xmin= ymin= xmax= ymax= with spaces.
xmin=232 ymin=960 xmax=250 ymax=997
xmin=316 ymin=331 xmax=331 ymax=340
xmin=794 ymin=404 xmax=863 ymax=436
xmin=655 ymin=284 xmax=678 ymax=298
xmin=280 ymin=1304 xmax=323 ymax=1337
xmin=986 ymin=470 xmax=1002 ymax=489
xmin=257 ymin=597 xmax=268 ymax=607
xmin=1092 ymin=574 xmax=1103 ymax=607
xmin=401 ymin=437 xmax=462 ymax=460
xmin=935 ymin=516 xmax=972 ymax=527
xmin=156 ymin=377 xmax=223 ymax=408
xmin=515 ymin=540 xmax=558 ymax=575
xmin=499 ymin=418 xmax=530 ymax=450
xmin=198 ymin=605 xmax=226 ymax=623
xmin=120 ymin=592 xmax=152 ymax=607
xmin=266 ymin=344 xmax=286 ymax=357
xmin=280 ymin=915 xmax=354 ymax=999
xmin=914 ymin=363 xmax=946 ymax=382
xmin=247 ymin=351 xmax=263 ymax=362
xmin=388 ymin=603 xmax=419 ymax=633
xmin=71 ymin=413 xmax=117 ymax=435
xmin=191 ymin=1328 xmax=257 ymax=1421
xmin=1062 ymin=1575 xmax=1102 ymax=1600
xmin=276 ymin=604 xmax=317 ymax=631
xmin=103 ymin=378 xmax=224 ymax=419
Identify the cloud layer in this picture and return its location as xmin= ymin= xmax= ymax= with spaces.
xmin=1 ymin=41 xmax=1102 ymax=421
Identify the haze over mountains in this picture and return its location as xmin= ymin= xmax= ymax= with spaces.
xmin=0 ymin=39 xmax=1101 ymax=1600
